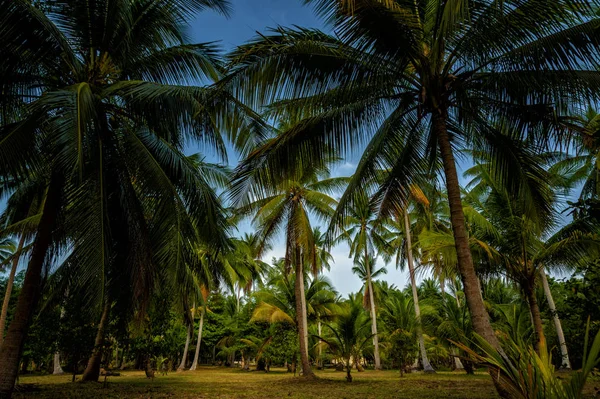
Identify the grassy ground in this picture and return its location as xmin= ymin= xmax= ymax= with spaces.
xmin=14 ymin=367 xmax=501 ymax=399
xmin=13 ymin=366 xmax=600 ymax=398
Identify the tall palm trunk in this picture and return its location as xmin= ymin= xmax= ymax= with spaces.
xmin=364 ymin=249 xmax=381 ymax=370
xmin=434 ymin=113 xmax=499 ymax=349
xmin=0 ymin=178 xmax=61 ymax=399
xmin=540 ymin=267 xmax=571 ymax=369
xmin=177 ymin=324 xmax=192 ymax=371
xmin=294 ymin=255 xmax=314 ymax=378
xmin=403 ymin=209 xmax=434 ymax=373
xmin=524 ymin=281 xmax=545 ymax=354
xmin=81 ymin=299 xmax=111 ymax=381
xmin=189 ymin=307 xmax=204 ymax=371
xmin=0 ymin=235 xmax=26 ymax=344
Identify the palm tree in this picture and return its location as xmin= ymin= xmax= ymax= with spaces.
xmin=226 ymin=0 xmax=600 ymax=358
xmin=189 ymin=288 xmax=209 ymax=371
xmin=341 ymin=191 xmax=390 ymax=370
xmin=351 ymin=256 xmax=386 ymax=369
xmin=380 ymin=290 xmax=420 ymax=376
xmin=384 ymin=193 xmax=437 ymax=373
xmin=252 ymin=266 xmax=339 ymax=373
xmin=316 ymin=295 xmax=372 ymax=382
xmin=235 ymin=160 xmax=342 ymax=378
xmin=463 ymin=148 xmax=570 ymax=352
xmin=0 ymin=0 xmax=261 ymax=393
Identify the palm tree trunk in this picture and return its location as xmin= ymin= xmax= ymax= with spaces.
xmin=452 ymin=348 xmax=464 ymax=370
xmin=317 ymin=320 xmax=322 ymax=368
xmin=434 ymin=113 xmax=499 ymax=349
xmin=345 ymin=359 xmax=352 ymax=382
xmin=189 ymin=307 xmax=205 ymax=371
xmin=539 ymin=267 xmax=571 ymax=369
xmin=177 ymin=324 xmax=192 ymax=371
xmin=524 ymin=282 xmax=545 ymax=354
xmin=403 ymin=209 xmax=435 ymax=373
xmin=0 ymin=235 xmax=26 ymax=345
xmin=294 ymin=257 xmax=314 ymax=378
xmin=0 ymin=178 xmax=61 ymax=399
xmin=82 ymin=300 xmax=111 ymax=382
xmin=364 ymin=250 xmax=381 ymax=370
xmin=52 ymin=352 xmax=64 ymax=375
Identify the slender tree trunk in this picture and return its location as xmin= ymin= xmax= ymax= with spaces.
xmin=294 ymin=257 xmax=314 ymax=378
xmin=189 ymin=307 xmax=204 ymax=371
xmin=317 ymin=320 xmax=322 ymax=369
xmin=81 ymin=300 xmax=111 ymax=382
xmin=403 ymin=209 xmax=435 ymax=373
xmin=0 ymin=178 xmax=61 ymax=399
xmin=119 ymin=345 xmax=127 ymax=370
xmin=177 ymin=324 xmax=192 ymax=371
xmin=364 ymin=250 xmax=381 ymax=370
xmin=0 ymin=235 xmax=26 ymax=345
xmin=346 ymin=360 xmax=352 ymax=382
xmin=434 ymin=113 xmax=499 ymax=349
xmin=539 ymin=268 xmax=571 ymax=369
xmin=524 ymin=282 xmax=545 ymax=354
xmin=52 ymin=352 xmax=64 ymax=375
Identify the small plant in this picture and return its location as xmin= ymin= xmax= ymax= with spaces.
xmin=454 ymin=319 xmax=600 ymax=399
xmin=315 ymin=299 xmax=373 ymax=382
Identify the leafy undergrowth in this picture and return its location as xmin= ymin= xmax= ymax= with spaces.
xmin=12 ymin=367 xmax=599 ymax=399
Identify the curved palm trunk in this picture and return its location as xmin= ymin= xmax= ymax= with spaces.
xmin=403 ymin=209 xmax=434 ymax=373
xmin=364 ymin=252 xmax=381 ymax=370
xmin=539 ymin=268 xmax=571 ymax=369
xmin=434 ymin=113 xmax=499 ymax=349
xmin=189 ymin=307 xmax=205 ymax=371
xmin=0 ymin=235 xmax=26 ymax=345
xmin=0 ymin=178 xmax=61 ymax=399
xmin=81 ymin=300 xmax=111 ymax=382
xmin=294 ymin=258 xmax=314 ymax=378
xmin=177 ymin=324 xmax=192 ymax=371
xmin=524 ymin=282 xmax=545 ymax=354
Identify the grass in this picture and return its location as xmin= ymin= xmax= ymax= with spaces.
xmin=13 ymin=366 xmax=600 ymax=398
xmin=14 ymin=367 xmax=501 ymax=399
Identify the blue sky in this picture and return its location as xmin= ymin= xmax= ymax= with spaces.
xmin=190 ymin=1 xmax=327 ymax=51
xmin=186 ymin=0 xmax=413 ymax=295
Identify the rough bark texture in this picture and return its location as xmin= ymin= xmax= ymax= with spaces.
xmin=81 ymin=300 xmax=111 ymax=382
xmin=525 ymin=282 xmax=545 ymax=354
xmin=294 ymin=258 xmax=314 ymax=378
xmin=177 ymin=324 xmax=192 ymax=371
xmin=189 ymin=307 xmax=204 ymax=371
xmin=365 ymin=251 xmax=381 ymax=370
xmin=435 ymin=113 xmax=511 ymax=398
xmin=0 ymin=178 xmax=60 ymax=399
xmin=403 ymin=209 xmax=435 ymax=373
xmin=540 ymin=268 xmax=571 ymax=369
xmin=434 ymin=113 xmax=499 ymax=349
xmin=0 ymin=235 xmax=26 ymax=345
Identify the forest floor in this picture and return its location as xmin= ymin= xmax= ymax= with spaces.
xmin=12 ymin=366 xmax=600 ymax=398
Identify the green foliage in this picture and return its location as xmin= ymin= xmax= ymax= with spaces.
xmin=549 ymin=263 xmax=600 ymax=369
xmin=457 ymin=323 xmax=600 ymax=399
xmin=317 ymin=295 xmax=372 ymax=382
